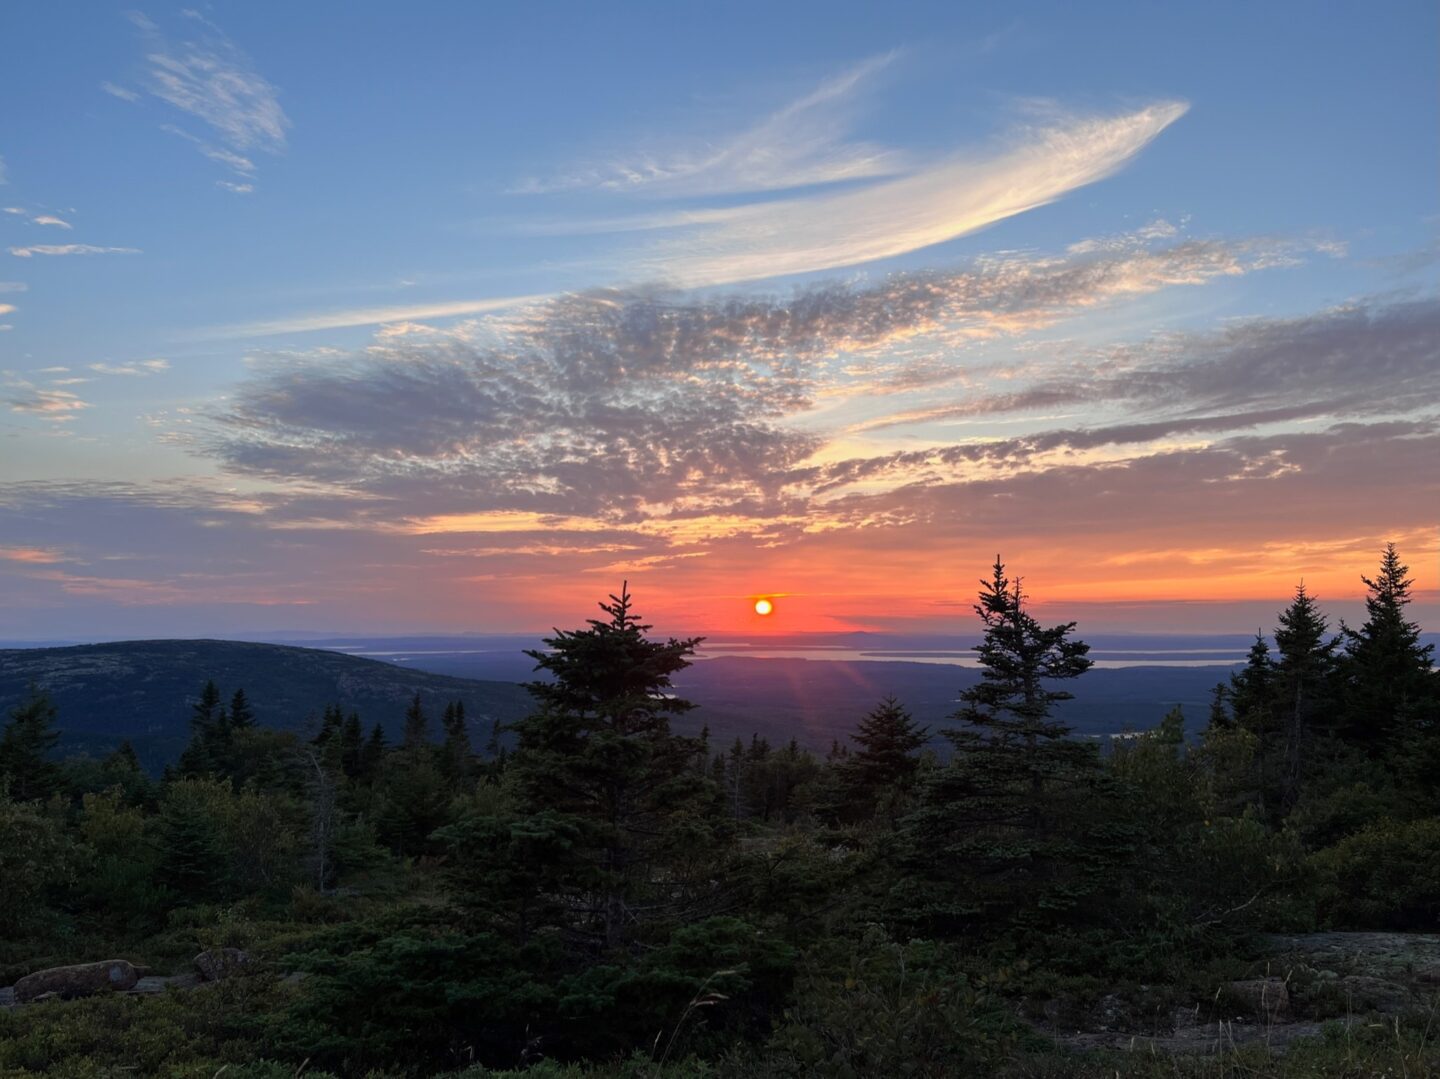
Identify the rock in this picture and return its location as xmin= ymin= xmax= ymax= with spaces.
xmin=1339 ymin=974 xmax=1414 ymax=1013
xmin=128 ymin=973 xmax=204 ymax=995
xmin=194 ymin=948 xmax=250 ymax=982
xmin=1225 ymin=978 xmax=1290 ymax=1022
xmin=14 ymin=960 xmax=139 ymax=1003
xmin=0 ymin=986 xmax=15 ymax=1009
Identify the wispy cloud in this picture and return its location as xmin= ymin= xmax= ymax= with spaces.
xmin=101 ymin=80 xmax=140 ymax=102
xmin=0 ymin=546 xmax=65 ymax=564
xmin=849 ymin=296 xmax=1440 ymax=434
xmin=517 ymin=51 xmax=905 ymax=198
xmin=196 ymin=294 xmax=544 ymax=339
xmin=195 ymin=232 xmax=1324 ymax=525
xmin=89 ymin=358 xmax=170 ymax=376
xmin=3 ymin=385 xmax=90 ymax=419
xmin=10 ymin=244 xmax=141 ymax=258
xmin=30 ymin=214 xmax=72 ymax=229
xmin=122 ymin=11 xmax=288 ymax=186
xmin=0 ymin=282 xmax=28 ymax=293
xmin=611 ymin=102 xmax=1188 ymax=285
xmin=0 ymin=304 xmax=15 ymax=316
xmin=0 ymin=156 xmax=7 ymax=185
xmin=216 ymin=180 xmax=253 ymax=194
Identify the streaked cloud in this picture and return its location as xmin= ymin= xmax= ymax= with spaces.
xmin=89 ymin=358 xmax=170 ymax=377
xmin=122 ymin=11 xmax=288 ymax=184
xmin=216 ymin=180 xmax=254 ymax=194
xmin=0 ymin=282 xmax=28 ymax=292
xmin=31 ymin=215 xmax=72 ymax=229
xmin=517 ymin=51 xmax=905 ymax=198
xmin=101 ymin=81 xmax=140 ymax=102
xmin=0 ymin=304 xmax=15 ymax=316
xmin=624 ymin=102 xmax=1189 ymax=285
xmin=194 ymin=233 xmax=1339 ymax=526
xmin=0 ymin=546 xmax=64 ymax=564
xmin=3 ymin=386 xmax=90 ymax=419
xmin=197 ymin=294 xmax=544 ymax=339
xmin=9 ymin=244 xmax=141 ymax=258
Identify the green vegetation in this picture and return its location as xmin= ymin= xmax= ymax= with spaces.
xmin=0 ymin=546 xmax=1436 ymax=1077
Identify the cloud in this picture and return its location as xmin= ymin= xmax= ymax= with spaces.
xmin=0 ymin=304 xmax=14 ymax=316
xmin=30 ymin=215 xmax=72 ymax=229
xmin=0 ymin=547 xmax=64 ymax=564
xmin=124 ymin=12 xmax=288 ymax=182
xmin=620 ymin=102 xmax=1189 ymax=285
xmin=517 ymin=51 xmax=905 ymax=198
xmin=195 ymin=233 xmax=1331 ymax=525
xmin=4 ymin=386 xmax=90 ymax=419
xmin=197 ymin=293 xmax=545 ymax=339
xmin=0 ymin=282 xmax=28 ymax=292
xmin=852 ymin=297 xmax=1440 ymax=432
xmin=0 ymin=156 xmax=6 ymax=184
xmin=89 ymin=358 xmax=170 ymax=376
xmin=10 ymin=244 xmax=141 ymax=258
xmin=101 ymin=81 xmax=140 ymax=102
xmin=216 ymin=180 xmax=254 ymax=194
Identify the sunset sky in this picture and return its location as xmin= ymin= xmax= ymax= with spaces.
xmin=1 ymin=2 xmax=1436 ymax=639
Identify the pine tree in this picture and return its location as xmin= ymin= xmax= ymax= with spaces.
xmin=359 ymin=723 xmax=387 ymax=781
xmin=842 ymin=696 xmax=929 ymax=821
xmin=1272 ymin=584 xmax=1339 ymax=811
xmin=898 ymin=558 xmax=1098 ymax=935
xmin=229 ymin=687 xmax=255 ymax=730
xmin=440 ymin=700 xmax=474 ymax=790
xmin=1341 ymin=544 xmax=1437 ymax=754
xmin=508 ymin=582 xmax=719 ymax=950
xmin=179 ymin=680 xmax=226 ymax=776
xmin=0 ymin=685 xmax=63 ymax=803
xmin=340 ymin=713 xmax=364 ymax=779
xmin=402 ymin=694 xmax=428 ymax=750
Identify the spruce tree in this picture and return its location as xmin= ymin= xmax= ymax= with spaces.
xmin=402 ymin=693 xmax=428 ymax=749
xmin=1341 ymin=544 xmax=1437 ymax=754
xmin=1272 ymin=584 xmax=1339 ymax=811
xmin=340 ymin=713 xmax=364 ymax=779
xmin=179 ymin=680 xmax=225 ymax=776
xmin=508 ymin=582 xmax=719 ymax=950
xmin=229 ymin=687 xmax=255 ymax=730
xmin=0 ymin=685 xmax=63 ymax=803
xmin=440 ymin=700 xmax=474 ymax=790
xmin=898 ymin=558 xmax=1097 ymax=935
xmin=842 ymin=696 xmax=929 ymax=821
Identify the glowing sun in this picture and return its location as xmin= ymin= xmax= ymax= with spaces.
xmin=754 ymin=598 xmax=774 ymax=616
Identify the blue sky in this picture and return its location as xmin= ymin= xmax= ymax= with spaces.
xmin=0 ymin=1 xmax=1436 ymax=637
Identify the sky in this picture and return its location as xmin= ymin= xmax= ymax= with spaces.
xmin=0 ymin=1 xmax=1436 ymax=639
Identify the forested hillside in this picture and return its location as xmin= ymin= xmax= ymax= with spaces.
xmin=0 ymin=547 xmax=1436 ymax=1077
xmin=0 ymin=640 xmax=533 ymax=769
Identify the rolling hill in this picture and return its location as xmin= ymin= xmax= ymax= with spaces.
xmin=0 ymin=639 xmax=534 ymax=770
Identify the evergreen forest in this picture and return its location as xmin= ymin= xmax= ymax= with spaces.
xmin=1 ymin=546 xmax=1437 ymax=1077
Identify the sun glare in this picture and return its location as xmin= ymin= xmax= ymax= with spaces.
xmin=754 ymin=598 xmax=774 ymax=616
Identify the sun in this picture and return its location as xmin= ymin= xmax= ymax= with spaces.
xmin=753 ymin=598 xmax=774 ymax=616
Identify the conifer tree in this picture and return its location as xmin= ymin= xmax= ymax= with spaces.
xmin=899 ymin=558 xmax=1097 ymax=935
xmin=179 ymin=680 xmax=225 ymax=776
xmin=229 ymin=687 xmax=255 ymax=730
xmin=340 ymin=713 xmax=364 ymax=779
xmin=1272 ymin=584 xmax=1339 ymax=811
xmin=440 ymin=700 xmax=474 ymax=790
xmin=842 ymin=696 xmax=929 ymax=821
xmin=508 ymin=582 xmax=718 ymax=949
xmin=402 ymin=693 xmax=428 ymax=749
xmin=359 ymin=723 xmax=387 ymax=780
xmin=0 ymin=685 xmax=63 ymax=803
xmin=1340 ymin=544 xmax=1437 ymax=754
